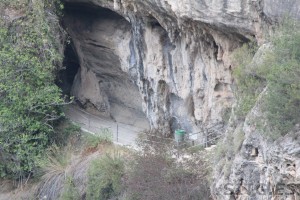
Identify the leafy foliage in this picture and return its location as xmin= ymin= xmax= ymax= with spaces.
xmin=233 ymin=19 xmax=300 ymax=138
xmin=0 ymin=1 xmax=65 ymax=179
xmin=83 ymin=128 xmax=113 ymax=148
xmin=232 ymin=41 xmax=264 ymax=119
xmin=60 ymin=176 xmax=81 ymax=200
xmin=262 ymin=20 xmax=300 ymax=137
xmin=86 ymin=153 xmax=125 ymax=200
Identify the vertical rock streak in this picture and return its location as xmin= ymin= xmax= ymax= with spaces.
xmin=62 ymin=0 xmax=300 ymax=199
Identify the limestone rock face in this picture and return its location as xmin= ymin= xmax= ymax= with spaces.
xmin=212 ymin=94 xmax=300 ymax=200
xmin=64 ymin=5 xmax=148 ymax=126
xmin=62 ymin=0 xmax=300 ymax=199
xmin=63 ymin=0 xmax=300 ymax=134
xmin=263 ymin=0 xmax=300 ymax=20
xmin=64 ymin=0 xmax=243 ymax=134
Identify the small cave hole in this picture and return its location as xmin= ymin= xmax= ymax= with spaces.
xmin=56 ymin=40 xmax=80 ymax=97
xmin=250 ymin=147 xmax=259 ymax=157
xmin=212 ymin=40 xmax=218 ymax=59
xmin=214 ymin=82 xmax=224 ymax=92
xmin=147 ymin=15 xmax=163 ymax=29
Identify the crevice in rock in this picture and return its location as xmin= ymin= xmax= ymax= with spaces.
xmin=56 ymin=39 xmax=80 ymax=96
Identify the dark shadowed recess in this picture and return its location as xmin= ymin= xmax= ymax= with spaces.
xmin=57 ymin=2 xmax=128 ymax=96
xmin=56 ymin=40 xmax=80 ymax=96
xmin=63 ymin=2 xmax=125 ymax=20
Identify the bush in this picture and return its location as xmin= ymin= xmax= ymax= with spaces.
xmin=126 ymin=131 xmax=210 ymax=200
xmin=232 ymin=41 xmax=265 ymax=119
xmin=86 ymin=153 xmax=125 ymax=200
xmin=53 ymin=121 xmax=81 ymax=146
xmin=261 ymin=20 xmax=300 ymax=137
xmin=0 ymin=1 xmax=64 ymax=179
xmin=35 ymin=145 xmax=73 ymax=200
xmin=233 ymin=19 xmax=300 ymax=138
xmin=60 ymin=176 xmax=81 ymax=200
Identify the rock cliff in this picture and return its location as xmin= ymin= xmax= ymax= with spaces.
xmin=61 ymin=0 xmax=300 ymax=199
xmin=212 ymin=87 xmax=300 ymax=199
xmin=63 ymin=0 xmax=252 ymax=134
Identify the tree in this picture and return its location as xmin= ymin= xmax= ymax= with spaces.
xmin=0 ymin=0 xmax=65 ymax=179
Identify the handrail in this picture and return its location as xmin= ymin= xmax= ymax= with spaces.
xmin=67 ymin=105 xmax=224 ymax=148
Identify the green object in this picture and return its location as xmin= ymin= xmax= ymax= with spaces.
xmin=175 ymin=129 xmax=186 ymax=143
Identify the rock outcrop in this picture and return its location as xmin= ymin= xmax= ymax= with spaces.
xmin=63 ymin=0 xmax=255 ymax=134
xmin=212 ymin=88 xmax=300 ymax=200
xmin=61 ymin=1 xmax=300 ymax=198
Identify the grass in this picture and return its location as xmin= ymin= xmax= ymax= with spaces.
xmin=86 ymin=153 xmax=125 ymax=200
xmin=212 ymin=125 xmax=245 ymax=179
xmin=60 ymin=176 xmax=81 ymax=200
xmin=35 ymin=124 xmax=118 ymax=200
xmin=35 ymin=145 xmax=74 ymax=200
xmin=82 ymin=128 xmax=113 ymax=148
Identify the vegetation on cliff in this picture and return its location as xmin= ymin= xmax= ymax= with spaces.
xmin=233 ymin=19 xmax=300 ymax=138
xmin=0 ymin=0 xmax=65 ymax=179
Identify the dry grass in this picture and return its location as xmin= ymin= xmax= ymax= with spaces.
xmin=35 ymin=145 xmax=73 ymax=200
xmin=34 ymin=140 xmax=128 ymax=200
xmin=0 ymin=179 xmax=36 ymax=200
xmin=0 ymin=130 xmax=127 ymax=200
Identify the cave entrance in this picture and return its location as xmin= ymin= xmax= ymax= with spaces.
xmin=57 ymin=40 xmax=80 ymax=96
xmin=61 ymin=2 xmax=149 ymax=129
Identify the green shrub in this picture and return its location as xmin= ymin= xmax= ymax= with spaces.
xmin=0 ymin=0 xmax=64 ymax=179
xmin=86 ymin=153 xmax=125 ymax=200
xmin=60 ymin=176 xmax=81 ymax=200
xmin=36 ymin=145 xmax=74 ymax=200
xmin=232 ymin=41 xmax=265 ymax=119
xmin=0 ymin=0 xmax=27 ymax=9
xmin=214 ymin=125 xmax=244 ymax=161
xmin=223 ymin=160 xmax=233 ymax=178
xmin=232 ymin=127 xmax=245 ymax=153
xmin=261 ymin=20 xmax=300 ymax=137
xmin=233 ymin=19 xmax=300 ymax=138
xmin=221 ymin=107 xmax=232 ymax=124
xmin=54 ymin=121 xmax=81 ymax=146
xmin=83 ymin=128 xmax=113 ymax=148
xmin=214 ymin=141 xmax=227 ymax=162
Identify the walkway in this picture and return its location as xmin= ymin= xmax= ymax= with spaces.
xmin=64 ymin=105 xmax=147 ymax=146
xmin=64 ymin=105 xmax=223 ymax=149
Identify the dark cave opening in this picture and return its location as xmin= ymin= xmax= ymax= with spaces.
xmin=57 ymin=2 xmax=130 ymax=97
xmin=56 ymin=40 xmax=80 ymax=96
xmin=63 ymin=2 xmax=126 ymax=21
xmin=58 ymin=2 xmax=150 ymax=128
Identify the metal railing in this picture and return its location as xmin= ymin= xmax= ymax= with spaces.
xmin=67 ymin=105 xmax=225 ymax=149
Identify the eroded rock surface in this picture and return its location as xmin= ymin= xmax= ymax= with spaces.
xmin=63 ymin=0 xmax=250 ymax=134
xmin=61 ymin=0 xmax=300 ymax=199
xmin=63 ymin=0 xmax=300 ymax=132
xmin=64 ymin=5 xmax=148 ymax=127
xmin=212 ymin=98 xmax=300 ymax=200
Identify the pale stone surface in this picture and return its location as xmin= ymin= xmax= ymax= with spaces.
xmin=63 ymin=0 xmax=300 ymax=133
xmin=211 ymin=85 xmax=300 ymax=200
xmin=63 ymin=0 xmax=245 ymax=134
xmin=264 ymin=0 xmax=300 ymax=20
xmin=65 ymin=5 xmax=147 ymax=126
xmin=61 ymin=1 xmax=300 ymax=198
